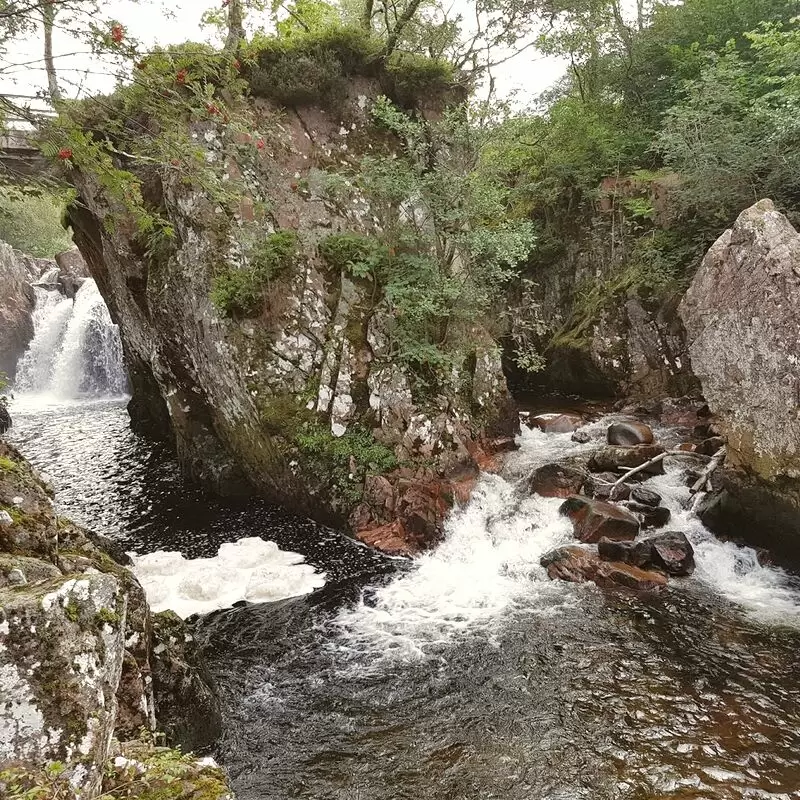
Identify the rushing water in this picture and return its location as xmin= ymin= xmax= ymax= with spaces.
xmin=7 ymin=287 xmax=800 ymax=799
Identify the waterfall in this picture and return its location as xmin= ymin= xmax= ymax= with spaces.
xmin=14 ymin=279 xmax=127 ymax=399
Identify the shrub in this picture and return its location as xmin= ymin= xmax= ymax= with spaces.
xmin=318 ymin=231 xmax=386 ymax=278
xmin=211 ymin=230 xmax=300 ymax=317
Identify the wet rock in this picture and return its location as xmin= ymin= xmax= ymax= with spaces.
xmin=541 ymin=545 xmax=600 ymax=583
xmin=588 ymin=445 xmax=665 ymax=475
xmin=356 ymin=520 xmax=417 ymax=557
xmin=530 ymin=413 xmax=584 ymax=434
xmin=571 ymin=429 xmax=592 ymax=444
xmin=528 ymin=463 xmax=587 ymax=499
xmin=630 ymin=486 xmax=661 ymax=507
xmin=607 ymin=421 xmax=654 ymax=446
xmin=696 ymin=436 xmax=726 ymax=456
xmin=0 ymin=573 xmax=127 ymax=797
xmin=649 ymin=531 xmax=695 ymax=576
xmin=594 ymin=560 xmax=668 ymax=591
xmin=582 ymin=472 xmax=630 ymax=501
xmin=625 ymin=501 xmax=671 ymax=529
xmin=0 ymin=402 xmax=10 ymax=435
xmin=150 ymin=610 xmax=222 ymax=754
xmin=677 ymin=442 xmax=697 ymax=452
xmin=598 ymin=538 xmax=653 ymax=569
xmin=0 ymin=242 xmax=38 ymax=378
xmin=541 ymin=545 xmax=667 ymax=590
xmin=599 ymin=531 xmax=694 ymax=576
xmin=658 ymin=396 xmax=708 ymax=428
xmin=559 ymin=495 xmax=640 ymax=543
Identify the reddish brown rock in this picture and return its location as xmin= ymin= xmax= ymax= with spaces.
xmin=594 ymin=560 xmax=668 ymax=591
xmin=530 ymin=413 xmax=584 ymax=434
xmin=696 ymin=436 xmax=726 ymax=456
xmin=541 ymin=546 xmax=667 ymax=590
xmin=528 ymin=463 xmax=587 ymax=499
xmin=559 ymin=496 xmax=640 ymax=543
xmin=356 ymin=521 xmax=418 ymax=557
xmin=607 ymin=421 xmax=655 ymax=446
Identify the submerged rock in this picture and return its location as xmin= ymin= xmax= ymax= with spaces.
xmin=589 ymin=444 xmax=665 ymax=475
xmin=528 ymin=463 xmax=587 ymax=499
xmin=559 ymin=495 xmax=640 ymax=543
xmin=630 ymin=486 xmax=661 ymax=507
xmin=530 ymin=413 xmax=584 ymax=434
xmin=607 ymin=421 xmax=654 ymax=446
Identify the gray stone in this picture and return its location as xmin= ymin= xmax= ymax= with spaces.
xmin=0 ymin=573 xmax=127 ymax=797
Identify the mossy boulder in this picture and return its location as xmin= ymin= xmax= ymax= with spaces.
xmin=0 ymin=573 xmax=127 ymax=797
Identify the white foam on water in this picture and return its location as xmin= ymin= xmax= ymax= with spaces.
xmin=645 ymin=467 xmax=800 ymax=625
xmin=131 ymin=537 xmax=327 ymax=619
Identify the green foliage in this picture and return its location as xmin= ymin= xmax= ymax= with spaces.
xmin=318 ymin=232 xmax=386 ymax=278
xmin=211 ymin=230 xmax=300 ymax=317
xmin=244 ymin=24 xmax=454 ymax=109
xmin=0 ymin=190 xmax=74 ymax=257
xmin=658 ymin=19 xmax=800 ymax=229
xmin=295 ymin=423 xmax=398 ymax=505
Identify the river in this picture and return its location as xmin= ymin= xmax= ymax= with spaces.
xmin=7 ymin=283 xmax=800 ymax=800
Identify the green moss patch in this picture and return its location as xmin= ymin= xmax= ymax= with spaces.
xmin=210 ymin=230 xmax=300 ymax=318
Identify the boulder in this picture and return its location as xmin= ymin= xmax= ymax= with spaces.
xmin=559 ymin=495 xmax=640 ymax=543
xmin=528 ymin=463 xmax=587 ymax=499
xmin=630 ymin=486 xmax=661 ymax=507
xmin=0 ymin=573 xmax=127 ymax=797
xmin=649 ymin=531 xmax=695 ymax=576
xmin=582 ymin=472 xmax=630 ymax=501
xmin=571 ymin=429 xmax=592 ymax=444
xmin=588 ymin=444 xmax=665 ymax=475
xmin=540 ymin=545 xmax=667 ymax=590
xmin=599 ymin=531 xmax=695 ymax=576
xmin=530 ymin=413 xmax=584 ymax=434
xmin=607 ymin=421 xmax=654 ymax=446
xmin=0 ymin=242 xmax=36 ymax=378
xmin=696 ymin=436 xmax=725 ymax=456
xmin=150 ymin=611 xmax=222 ymax=754
xmin=624 ymin=501 xmax=671 ymax=529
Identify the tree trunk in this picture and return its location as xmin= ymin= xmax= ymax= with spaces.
xmin=224 ymin=0 xmax=245 ymax=55
xmin=41 ymin=5 xmax=61 ymax=102
xmin=382 ymin=0 xmax=423 ymax=57
xmin=361 ymin=0 xmax=374 ymax=31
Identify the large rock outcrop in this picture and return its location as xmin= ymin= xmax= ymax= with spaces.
xmin=680 ymin=199 xmax=800 ymax=557
xmin=66 ymin=60 xmax=516 ymax=552
xmin=0 ymin=441 xmax=228 ymax=797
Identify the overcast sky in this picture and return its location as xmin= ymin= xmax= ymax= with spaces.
xmin=0 ymin=0 xmax=568 ymax=110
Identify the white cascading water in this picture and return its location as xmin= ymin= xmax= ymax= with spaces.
xmin=334 ymin=423 xmax=800 ymax=665
xmin=14 ymin=279 xmax=127 ymax=399
xmin=14 ymin=287 xmax=74 ymax=391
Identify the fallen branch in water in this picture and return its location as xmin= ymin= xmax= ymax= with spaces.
xmin=610 ymin=450 xmax=709 ymax=491
xmin=689 ymin=446 xmax=727 ymax=512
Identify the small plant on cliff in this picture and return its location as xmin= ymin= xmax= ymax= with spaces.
xmin=211 ymin=230 xmax=301 ymax=317
xmin=295 ymin=423 xmax=399 ymax=506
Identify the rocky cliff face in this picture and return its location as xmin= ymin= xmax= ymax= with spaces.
xmin=680 ymin=199 xmax=800 ymax=558
xmin=505 ymin=202 xmax=700 ymax=402
xmin=68 ymin=75 xmax=515 ymax=553
xmin=0 ymin=442 xmax=228 ymax=798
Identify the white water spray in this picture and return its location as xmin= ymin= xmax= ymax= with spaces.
xmin=14 ymin=280 xmax=126 ymax=399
